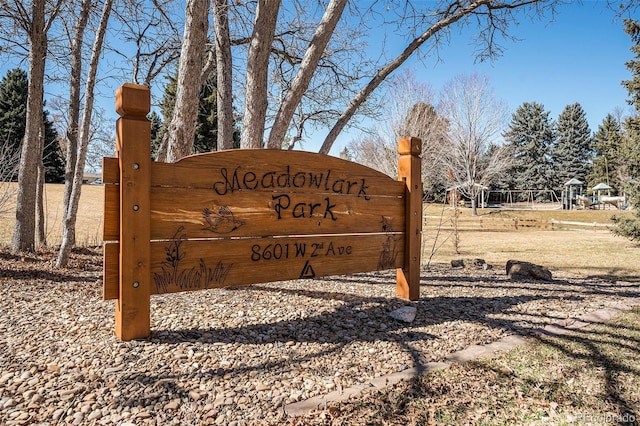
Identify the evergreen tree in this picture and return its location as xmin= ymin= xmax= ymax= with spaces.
xmin=194 ymin=74 xmax=219 ymax=153
xmin=612 ymin=19 xmax=640 ymax=241
xmin=157 ymin=71 xmax=240 ymax=157
xmin=0 ymin=69 xmax=28 ymax=171
xmin=0 ymin=68 xmax=64 ymax=182
xmin=588 ymin=114 xmax=623 ymax=192
xmin=42 ymin=110 xmax=64 ymax=183
xmin=149 ymin=111 xmax=164 ymax=160
xmin=503 ymin=102 xmax=555 ymax=192
xmin=620 ymin=19 xmax=640 ymax=193
xmin=552 ymin=102 xmax=593 ymax=188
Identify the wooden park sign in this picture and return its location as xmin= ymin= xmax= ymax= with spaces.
xmin=103 ymin=83 xmax=422 ymax=341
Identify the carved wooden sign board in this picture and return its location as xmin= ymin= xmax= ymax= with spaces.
xmin=103 ymin=83 xmax=422 ymax=341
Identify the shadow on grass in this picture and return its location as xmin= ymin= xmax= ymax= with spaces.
xmin=531 ymin=312 xmax=640 ymax=425
xmin=304 ymin=308 xmax=640 ymax=425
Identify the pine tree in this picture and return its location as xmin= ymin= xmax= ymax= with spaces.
xmin=157 ymin=71 xmax=239 ymax=157
xmin=552 ymin=103 xmax=593 ymax=188
xmin=620 ymin=19 xmax=640 ymax=197
xmin=612 ymin=19 xmax=640 ymax=241
xmin=194 ymin=74 xmax=219 ymax=153
xmin=503 ymin=102 xmax=555 ymax=192
xmin=42 ymin=110 xmax=64 ymax=183
xmin=0 ymin=68 xmax=63 ymax=182
xmin=149 ymin=111 xmax=164 ymax=160
xmin=0 ymin=69 xmax=28 ymax=178
xmin=588 ymin=114 xmax=623 ymax=192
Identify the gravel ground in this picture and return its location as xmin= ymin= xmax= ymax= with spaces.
xmin=1 ymin=248 xmax=639 ymax=425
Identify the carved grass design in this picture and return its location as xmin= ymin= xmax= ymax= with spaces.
xmin=153 ymin=226 xmax=233 ymax=293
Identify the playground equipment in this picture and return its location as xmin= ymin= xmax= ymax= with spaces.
xmin=562 ymin=178 xmax=584 ymax=210
xmin=574 ymin=183 xmax=627 ymax=210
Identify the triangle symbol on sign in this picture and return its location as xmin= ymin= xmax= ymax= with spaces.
xmin=299 ymin=260 xmax=316 ymax=279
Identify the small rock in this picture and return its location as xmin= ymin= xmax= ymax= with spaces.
xmin=52 ymin=408 xmax=65 ymax=420
xmin=451 ymin=258 xmax=491 ymax=269
xmin=87 ymin=409 xmax=103 ymax=421
xmin=204 ymin=409 xmax=218 ymax=419
xmin=255 ymin=382 xmax=271 ymax=391
xmin=46 ymin=364 xmax=60 ymax=373
xmin=213 ymin=395 xmax=226 ymax=407
xmin=104 ymin=366 xmax=123 ymax=375
xmin=388 ymin=306 xmax=417 ymax=323
xmin=164 ymin=400 xmax=180 ymax=410
xmin=2 ymin=398 xmax=16 ymax=409
xmin=188 ymin=390 xmax=201 ymax=401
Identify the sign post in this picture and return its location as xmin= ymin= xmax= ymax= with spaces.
xmin=114 ymin=83 xmax=151 ymax=340
xmin=397 ymin=137 xmax=422 ymax=301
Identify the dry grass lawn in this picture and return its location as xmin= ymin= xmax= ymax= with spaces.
xmin=423 ymin=204 xmax=640 ymax=281
xmin=0 ymin=186 xmax=638 ymax=281
xmin=0 ymin=183 xmax=104 ymax=247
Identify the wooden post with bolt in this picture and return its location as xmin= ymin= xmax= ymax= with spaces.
xmin=397 ymin=136 xmax=422 ymax=301
xmin=114 ymin=83 xmax=151 ymax=340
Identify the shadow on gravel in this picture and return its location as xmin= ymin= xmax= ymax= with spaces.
xmin=143 ymin=270 xmax=640 ymax=376
xmin=101 ymin=269 xmax=640 ymax=422
xmin=149 ymin=289 xmax=556 ymax=375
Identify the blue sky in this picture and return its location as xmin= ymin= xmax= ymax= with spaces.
xmin=321 ymin=1 xmax=637 ymax=155
xmin=0 ymin=1 xmax=636 ymax=157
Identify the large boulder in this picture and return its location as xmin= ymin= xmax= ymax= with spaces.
xmin=506 ymin=260 xmax=552 ymax=281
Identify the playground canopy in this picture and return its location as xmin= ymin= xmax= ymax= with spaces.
xmin=591 ymin=182 xmax=612 ymax=193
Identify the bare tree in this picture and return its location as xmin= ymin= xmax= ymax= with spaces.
xmin=347 ymin=134 xmax=398 ymax=177
xmin=266 ymin=0 xmax=347 ymax=149
xmin=213 ymin=0 xmax=234 ymax=150
xmin=147 ymin=0 xmax=559 ymax=161
xmin=347 ymin=69 xmax=448 ymax=195
xmin=57 ymin=0 xmax=113 ymax=267
xmin=110 ymin=0 xmax=182 ymax=86
xmin=163 ymin=0 xmax=210 ymax=162
xmin=240 ymin=0 xmax=281 ymax=149
xmin=318 ymin=0 xmax=559 ymax=154
xmin=1 ymin=0 xmax=63 ymax=252
xmin=384 ymin=69 xmax=449 ymax=199
xmin=59 ymin=0 xmax=92 ymax=251
xmin=438 ymin=73 xmax=510 ymax=216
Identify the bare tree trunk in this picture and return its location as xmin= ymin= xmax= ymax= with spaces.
xmin=240 ymin=0 xmax=280 ymax=149
xmin=318 ymin=0 xmax=488 ymax=155
xmin=36 ymin=158 xmax=46 ymax=246
xmin=266 ymin=0 xmax=346 ymax=149
xmin=213 ymin=0 xmax=234 ymax=150
xmin=57 ymin=0 xmax=113 ymax=267
xmin=12 ymin=0 xmax=48 ymax=253
xmin=165 ymin=0 xmax=210 ymax=162
xmin=60 ymin=0 xmax=92 ymax=249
